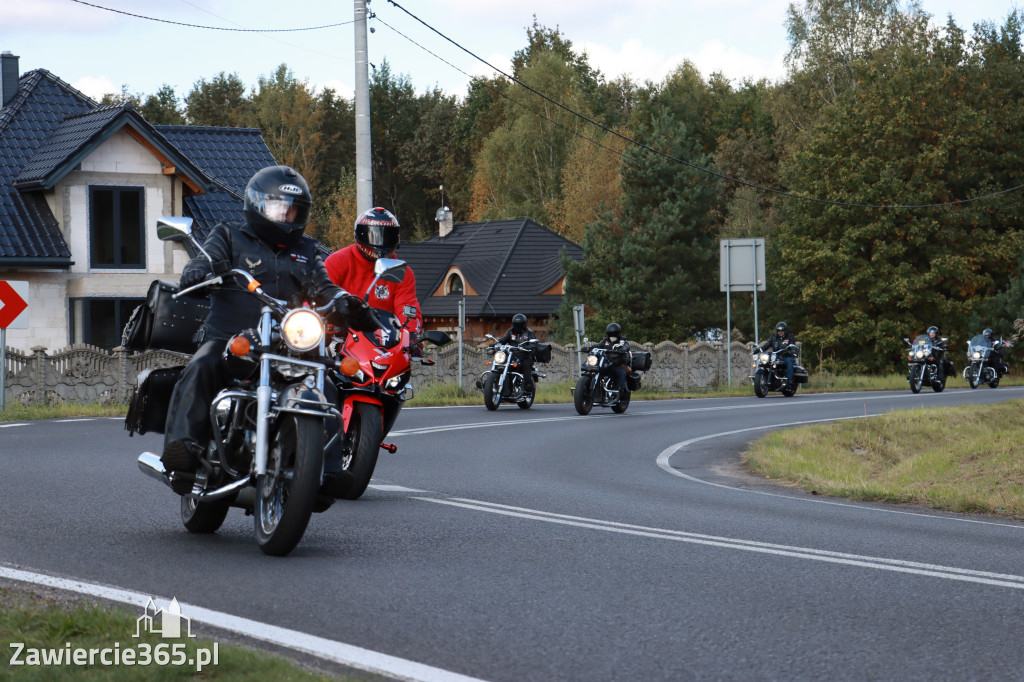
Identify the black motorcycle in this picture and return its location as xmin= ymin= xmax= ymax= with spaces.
xmin=963 ymin=334 xmax=1011 ymax=389
xmin=572 ymin=339 xmax=650 ymax=415
xmin=127 ymin=216 xmax=353 ymax=556
xmin=476 ymin=334 xmax=549 ymax=410
xmin=751 ymin=344 xmax=808 ymax=397
xmin=903 ymin=334 xmax=951 ymax=393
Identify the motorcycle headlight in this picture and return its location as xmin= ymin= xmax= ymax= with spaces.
xmin=908 ymin=353 xmax=914 ymax=361
xmin=972 ymin=351 xmax=981 ymax=360
xmin=759 ymin=353 xmax=770 ymax=363
xmin=915 ymin=350 xmax=925 ymax=359
xmin=587 ymin=354 xmax=599 ymax=366
xmin=281 ymin=309 xmax=325 ymax=352
xmin=494 ymin=350 xmax=508 ymax=364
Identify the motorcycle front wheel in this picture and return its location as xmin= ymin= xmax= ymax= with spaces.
xmin=517 ymin=382 xmax=535 ymax=410
xmin=909 ymin=365 xmax=923 ymax=394
xmin=753 ymin=372 xmax=769 ymax=398
xmin=966 ymin=365 xmax=980 ymax=389
xmin=181 ymin=494 xmax=230 ymax=534
xmin=483 ymin=374 xmax=501 ymax=411
xmin=254 ymin=414 xmax=323 ymax=556
xmin=335 ymin=402 xmax=383 ymax=500
xmin=573 ymin=376 xmax=593 ymax=415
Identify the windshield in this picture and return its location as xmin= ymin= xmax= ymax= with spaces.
xmin=970 ymin=334 xmax=993 ymax=350
xmin=913 ymin=334 xmax=931 ymax=348
xmin=370 ymin=308 xmax=403 ymax=349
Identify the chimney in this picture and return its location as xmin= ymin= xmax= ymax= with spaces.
xmin=437 ymin=206 xmax=454 ymax=238
xmin=1 ymin=52 xmax=19 ymax=108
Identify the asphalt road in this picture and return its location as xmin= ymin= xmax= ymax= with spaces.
xmin=3 ymin=385 xmax=1024 ymax=681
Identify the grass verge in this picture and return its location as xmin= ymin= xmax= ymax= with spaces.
xmin=743 ymin=399 xmax=1024 ymax=518
xmin=0 ymin=585 xmax=357 ymax=680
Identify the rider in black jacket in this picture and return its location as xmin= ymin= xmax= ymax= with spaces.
xmin=496 ymin=313 xmax=537 ymax=391
xmin=595 ymin=322 xmax=630 ymax=402
xmin=983 ymin=328 xmax=1010 ymax=375
xmin=759 ymin=322 xmax=798 ymax=387
xmin=161 ymin=166 xmax=354 ymax=484
xmin=926 ymin=325 xmax=948 ymax=380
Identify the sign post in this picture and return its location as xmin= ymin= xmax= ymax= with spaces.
xmin=720 ymin=240 xmax=765 ymax=387
xmin=0 ymin=280 xmax=30 ymax=411
xmin=572 ymin=304 xmax=585 ymax=379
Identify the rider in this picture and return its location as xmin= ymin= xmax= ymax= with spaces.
xmin=161 ymin=165 xmax=353 ymax=490
xmin=759 ymin=322 xmax=798 ymax=387
xmin=982 ymin=328 xmax=1010 ymax=375
xmin=496 ymin=313 xmax=537 ymax=392
xmin=595 ymin=322 xmax=630 ymax=403
xmin=926 ymin=325 xmax=948 ymax=380
xmin=324 ymin=207 xmax=423 ymax=344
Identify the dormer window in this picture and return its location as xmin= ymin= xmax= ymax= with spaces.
xmin=446 ymin=272 xmax=464 ymax=296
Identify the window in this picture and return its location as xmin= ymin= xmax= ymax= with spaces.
xmin=70 ymin=297 xmax=144 ymax=349
xmin=446 ymin=272 xmax=464 ymax=296
xmin=90 ymin=186 xmax=144 ymax=268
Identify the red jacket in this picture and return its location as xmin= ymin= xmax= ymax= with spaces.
xmin=324 ymin=244 xmax=423 ymax=334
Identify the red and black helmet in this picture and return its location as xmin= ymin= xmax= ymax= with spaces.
xmin=354 ymin=207 xmax=400 ymax=260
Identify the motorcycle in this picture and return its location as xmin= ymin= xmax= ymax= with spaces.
xmin=572 ymin=339 xmax=650 ymax=415
xmin=326 ymin=291 xmax=451 ymax=499
xmin=963 ymin=334 xmax=1011 ymax=389
xmin=475 ymin=334 xmax=549 ymax=410
xmin=751 ymin=344 xmax=808 ymax=397
xmin=127 ymin=216 xmax=349 ymax=555
xmin=903 ymin=334 xmax=951 ymax=393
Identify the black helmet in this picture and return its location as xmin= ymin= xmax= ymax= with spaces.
xmin=606 ymin=322 xmax=621 ymax=341
xmin=775 ymin=322 xmax=788 ymax=334
xmin=983 ymin=328 xmax=994 ymax=339
xmin=244 ymin=165 xmax=311 ymax=246
xmin=354 ymin=207 xmax=400 ymax=260
xmin=512 ymin=313 xmax=527 ymax=332
xmin=927 ymin=325 xmax=939 ymax=337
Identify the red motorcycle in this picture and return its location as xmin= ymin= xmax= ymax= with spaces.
xmin=324 ymin=258 xmax=450 ymax=499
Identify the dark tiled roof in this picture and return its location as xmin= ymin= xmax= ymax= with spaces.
xmin=401 ymin=218 xmax=583 ymax=318
xmin=14 ymin=104 xmax=126 ymax=187
xmin=0 ymin=69 xmax=94 ymax=264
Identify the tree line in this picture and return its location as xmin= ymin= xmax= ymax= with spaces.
xmin=104 ymin=0 xmax=1024 ymax=372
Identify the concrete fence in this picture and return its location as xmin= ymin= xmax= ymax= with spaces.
xmin=1 ymin=340 xmax=765 ymax=406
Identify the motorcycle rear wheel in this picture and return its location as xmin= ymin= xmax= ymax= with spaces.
xmin=573 ymin=376 xmax=593 ymax=415
xmin=181 ymin=494 xmax=230 ymax=534
xmin=334 ymin=402 xmax=383 ymax=500
xmin=781 ymin=383 xmax=798 ymax=397
xmin=611 ymin=388 xmax=630 ymax=413
xmin=989 ymin=376 xmax=1001 ymax=389
xmin=753 ymin=372 xmax=769 ymax=398
xmin=254 ymin=414 xmax=323 ymax=556
xmin=517 ymin=383 xmax=535 ymax=409
xmin=483 ymin=374 xmax=501 ymax=411
xmin=931 ymin=376 xmax=946 ymax=393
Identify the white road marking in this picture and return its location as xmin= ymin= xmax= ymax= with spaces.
xmin=368 ymin=484 xmax=428 ymax=492
xmin=0 ymin=565 xmax=490 ymax=682
xmin=416 ymin=497 xmax=1024 ymax=590
xmin=0 ymin=423 xmax=28 ymax=428
xmin=57 ymin=418 xmax=93 ymax=422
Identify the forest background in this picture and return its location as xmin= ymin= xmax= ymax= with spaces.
xmin=100 ymin=0 xmax=1024 ymax=373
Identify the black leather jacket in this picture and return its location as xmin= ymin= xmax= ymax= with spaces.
xmin=183 ymin=221 xmax=345 ymax=342
xmin=497 ymin=327 xmax=536 ymax=346
xmin=596 ymin=336 xmax=631 ymax=366
xmin=759 ymin=332 xmax=797 ymax=354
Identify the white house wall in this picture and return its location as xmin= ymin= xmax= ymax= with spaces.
xmin=1 ymin=274 xmax=69 ymax=352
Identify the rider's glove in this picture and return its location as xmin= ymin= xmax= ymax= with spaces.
xmin=179 ymin=263 xmax=211 ymax=290
xmin=409 ymin=332 xmax=424 ymax=358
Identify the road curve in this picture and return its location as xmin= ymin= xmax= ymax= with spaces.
xmin=3 ymin=386 xmax=1024 ymax=681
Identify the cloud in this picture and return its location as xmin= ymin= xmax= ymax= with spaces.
xmin=71 ymin=76 xmax=118 ymax=101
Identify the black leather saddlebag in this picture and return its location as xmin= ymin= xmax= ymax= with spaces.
xmin=125 ymin=366 xmax=184 ymax=436
xmin=121 ymin=280 xmax=209 ymax=354
xmin=630 ymin=350 xmax=652 ymax=372
xmin=534 ymin=343 xmax=552 ymax=363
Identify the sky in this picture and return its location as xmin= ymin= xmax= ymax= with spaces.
xmin=4 ymin=0 xmax=1020 ymax=103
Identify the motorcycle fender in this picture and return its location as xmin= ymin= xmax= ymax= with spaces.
xmin=341 ymin=394 xmax=383 ymax=432
xmin=277 ymin=384 xmax=327 ymax=411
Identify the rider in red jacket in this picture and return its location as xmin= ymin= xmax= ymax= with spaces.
xmin=324 ymin=207 xmax=423 ymax=337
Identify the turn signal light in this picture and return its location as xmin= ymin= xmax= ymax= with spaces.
xmin=229 ymin=335 xmax=251 ymax=356
xmin=339 ymin=355 xmax=360 ymax=376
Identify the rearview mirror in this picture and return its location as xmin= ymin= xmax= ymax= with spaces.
xmin=374 ymin=258 xmax=407 ymax=284
xmin=156 ymin=216 xmax=194 ymax=242
xmin=422 ymin=330 xmax=451 ymax=347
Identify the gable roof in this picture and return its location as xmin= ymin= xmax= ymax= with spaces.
xmin=14 ymin=103 xmax=212 ymax=193
xmin=399 ymin=218 xmax=584 ymax=318
xmin=0 ymin=69 xmax=93 ymax=266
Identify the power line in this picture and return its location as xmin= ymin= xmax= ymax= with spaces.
xmin=383 ymin=0 xmax=1024 ymax=211
xmin=69 ymin=0 xmax=354 ymax=32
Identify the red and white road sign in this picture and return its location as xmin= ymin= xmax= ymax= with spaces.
xmin=0 ymin=280 xmax=29 ymax=330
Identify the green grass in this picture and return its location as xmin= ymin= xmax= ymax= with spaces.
xmin=0 ymin=402 xmax=126 ymax=423
xmin=743 ymin=399 xmax=1024 ymax=518
xmin=0 ymin=587 xmax=367 ymax=680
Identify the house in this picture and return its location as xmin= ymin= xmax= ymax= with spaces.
xmin=398 ymin=217 xmax=584 ymax=341
xmin=0 ymin=52 xmax=275 ymax=351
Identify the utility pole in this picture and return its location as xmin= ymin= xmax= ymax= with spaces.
xmin=354 ymin=0 xmax=373 ymax=212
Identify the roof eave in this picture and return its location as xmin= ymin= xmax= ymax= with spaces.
xmin=0 ymin=257 xmax=74 ymax=268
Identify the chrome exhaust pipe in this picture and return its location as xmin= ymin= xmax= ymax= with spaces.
xmin=138 ymin=452 xmax=171 ymax=487
xmin=190 ymin=477 xmax=249 ymax=502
